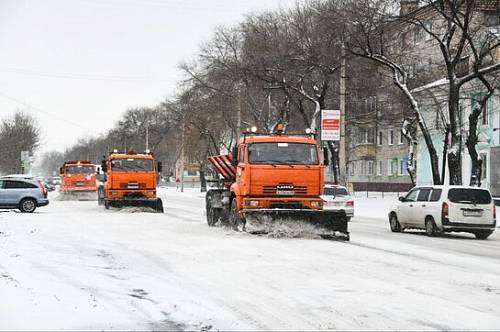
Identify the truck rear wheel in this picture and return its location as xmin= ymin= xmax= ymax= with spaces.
xmin=104 ymin=200 xmax=110 ymax=210
xmin=207 ymin=206 xmax=219 ymax=226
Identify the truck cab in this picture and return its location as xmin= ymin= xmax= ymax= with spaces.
xmin=99 ymin=150 xmax=163 ymax=212
xmin=60 ymin=160 xmax=97 ymax=194
xmin=231 ymin=135 xmax=325 ymax=211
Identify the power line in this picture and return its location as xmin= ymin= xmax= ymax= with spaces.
xmin=0 ymin=92 xmax=91 ymax=131
xmin=0 ymin=67 xmax=171 ymax=83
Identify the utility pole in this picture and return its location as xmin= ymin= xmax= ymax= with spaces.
xmin=237 ymin=84 xmax=242 ymax=139
xmin=339 ymin=42 xmax=347 ymax=186
xmin=180 ymin=121 xmax=185 ymax=193
xmin=145 ymin=126 xmax=149 ymax=151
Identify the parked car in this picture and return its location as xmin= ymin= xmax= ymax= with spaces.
xmin=494 ymin=197 xmax=500 ymax=207
xmin=0 ymin=178 xmax=49 ymax=213
xmin=1 ymin=174 xmax=35 ymax=180
xmin=43 ymin=180 xmax=56 ymax=192
xmin=389 ymin=186 xmax=496 ymax=239
xmin=321 ymin=184 xmax=354 ymax=221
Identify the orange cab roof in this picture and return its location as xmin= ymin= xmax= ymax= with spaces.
xmin=63 ymin=160 xmax=93 ymax=166
xmin=109 ymin=153 xmax=154 ymax=160
xmin=239 ymin=135 xmax=317 ymax=145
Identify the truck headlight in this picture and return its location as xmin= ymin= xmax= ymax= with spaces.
xmin=246 ymin=200 xmax=260 ymax=207
xmin=311 ymin=201 xmax=323 ymax=208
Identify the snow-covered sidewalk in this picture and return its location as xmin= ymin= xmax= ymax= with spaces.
xmin=1 ymin=188 xmax=500 ymax=330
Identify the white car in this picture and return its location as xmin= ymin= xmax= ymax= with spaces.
xmin=322 ymin=184 xmax=354 ymax=221
xmin=389 ymin=185 xmax=496 ymax=239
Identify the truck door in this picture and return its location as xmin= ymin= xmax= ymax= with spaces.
xmin=237 ymin=145 xmax=245 ymax=184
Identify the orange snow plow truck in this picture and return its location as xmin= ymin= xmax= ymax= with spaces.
xmin=98 ymin=149 xmax=164 ymax=212
xmin=206 ymin=127 xmax=349 ymax=240
xmin=59 ymin=160 xmax=98 ymax=200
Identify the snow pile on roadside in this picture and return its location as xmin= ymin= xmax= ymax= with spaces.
xmin=1 ymin=187 xmax=500 ymax=331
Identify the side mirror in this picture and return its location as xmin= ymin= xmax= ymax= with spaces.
xmin=398 ymin=196 xmax=405 ymax=202
xmin=96 ymin=173 xmax=106 ymax=183
xmin=157 ymin=162 xmax=163 ymax=173
xmin=101 ymin=160 xmax=108 ymax=173
xmin=59 ymin=167 xmax=63 ymax=174
xmin=323 ymin=147 xmax=329 ymax=166
xmin=231 ymin=146 xmax=238 ymax=167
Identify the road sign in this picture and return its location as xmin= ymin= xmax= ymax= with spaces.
xmin=321 ymin=110 xmax=341 ymax=141
xmin=21 ymin=151 xmax=30 ymax=162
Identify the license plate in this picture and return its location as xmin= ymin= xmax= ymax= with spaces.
xmin=76 ymin=182 xmax=84 ymax=186
xmin=463 ymin=210 xmax=482 ymax=217
xmin=276 ymin=190 xmax=294 ymax=195
xmin=128 ymin=184 xmax=139 ymax=189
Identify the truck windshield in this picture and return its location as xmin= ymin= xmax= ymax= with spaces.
xmin=248 ymin=143 xmax=318 ymax=165
xmin=65 ymin=166 xmax=94 ymax=174
xmin=111 ymin=158 xmax=153 ymax=171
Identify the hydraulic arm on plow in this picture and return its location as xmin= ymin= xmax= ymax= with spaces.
xmin=205 ymin=129 xmax=349 ymax=240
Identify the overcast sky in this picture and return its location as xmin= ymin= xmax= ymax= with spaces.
xmin=0 ymin=0 xmax=296 ymax=153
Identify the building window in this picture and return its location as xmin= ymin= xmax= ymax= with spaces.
xmin=400 ymin=31 xmax=408 ymax=49
xmin=482 ymin=100 xmax=489 ymax=125
xmin=480 ymin=153 xmax=488 ymax=180
xmin=378 ymin=131 xmax=383 ymax=146
xmin=424 ymin=21 xmax=433 ymax=40
xmin=399 ymin=131 xmax=405 ymax=144
xmin=399 ymin=158 xmax=406 ymax=176
xmin=365 ymin=96 xmax=378 ymax=112
xmin=389 ymin=130 xmax=394 ymax=145
xmin=377 ymin=160 xmax=383 ymax=176
xmin=367 ymin=160 xmax=374 ymax=175
xmin=356 ymin=127 xmax=376 ymax=145
xmin=387 ymin=159 xmax=393 ymax=176
xmin=360 ymin=160 xmax=365 ymax=176
xmin=414 ymin=27 xmax=423 ymax=44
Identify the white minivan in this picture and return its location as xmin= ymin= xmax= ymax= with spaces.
xmin=389 ymin=186 xmax=496 ymax=239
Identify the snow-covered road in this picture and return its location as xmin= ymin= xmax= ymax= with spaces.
xmin=1 ymin=188 xmax=500 ymax=331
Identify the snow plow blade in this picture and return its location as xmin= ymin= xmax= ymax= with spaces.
xmin=58 ymin=191 xmax=98 ymax=201
xmin=106 ymin=198 xmax=164 ymax=213
xmin=241 ymin=209 xmax=349 ymax=240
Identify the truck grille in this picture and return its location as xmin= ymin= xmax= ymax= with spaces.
xmin=119 ymin=182 xmax=146 ymax=189
xmin=262 ymin=184 xmax=308 ymax=195
xmin=269 ymin=202 xmax=304 ymax=209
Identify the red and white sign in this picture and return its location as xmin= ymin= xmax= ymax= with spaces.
xmin=321 ymin=110 xmax=341 ymax=141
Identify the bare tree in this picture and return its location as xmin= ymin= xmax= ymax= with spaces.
xmin=342 ymin=0 xmax=443 ymax=184
xmin=0 ymin=111 xmax=40 ymax=174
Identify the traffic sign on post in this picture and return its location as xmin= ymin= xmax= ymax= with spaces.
xmin=321 ymin=110 xmax=341 ymax=141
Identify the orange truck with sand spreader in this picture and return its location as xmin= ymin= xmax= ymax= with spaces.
xmin=206 ymin=126 xmax=349 ymax=240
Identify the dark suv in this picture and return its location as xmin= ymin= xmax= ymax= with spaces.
xmin=0 ymin=178 xmax=49 ymax=212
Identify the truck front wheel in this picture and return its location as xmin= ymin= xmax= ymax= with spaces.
xmin=229 ymin=199 xmax=245 ymax=231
